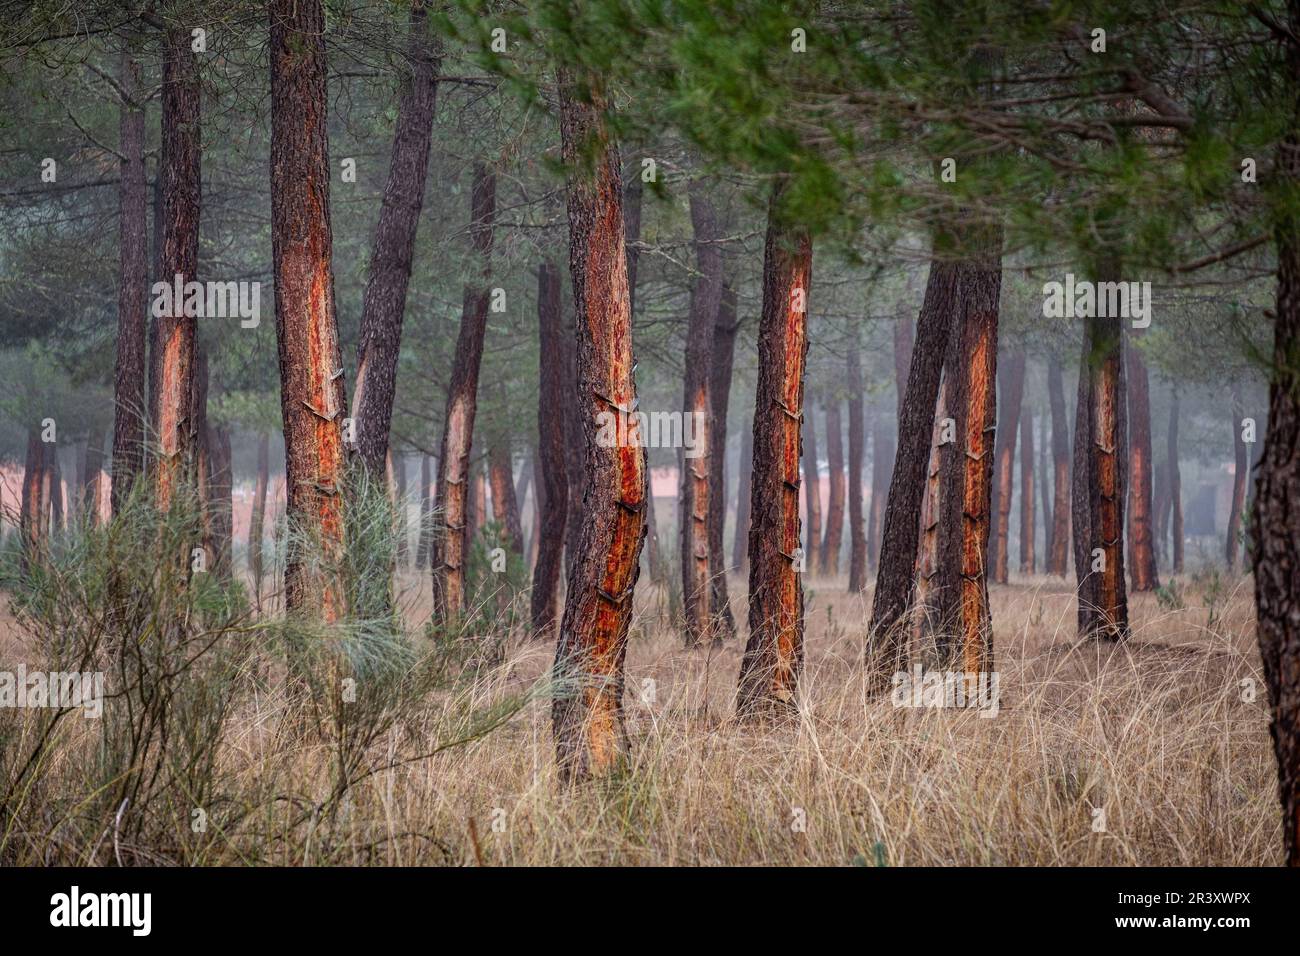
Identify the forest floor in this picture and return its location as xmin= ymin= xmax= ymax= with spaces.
xmin=0 ymin=567 xmax=1279 ymax=865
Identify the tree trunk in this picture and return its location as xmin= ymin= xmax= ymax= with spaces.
xmin=736 ymin=187 xmax=812 ymax=718
xmin=1126 ymin=328 xmax=1159 ymax=590
xmin=208 ymin=425 xmax=233 ymax=579
xmin=1153 ymin=458 xmax=1170 ymax=563
xmin=530 ymin=260 xmax=568 ymax=640
xmin=151 ymin=27 xmax=201 ymax=513
xmin=708 ymin=280 xmax=739 ymax=641
xmin=1074 ymin=310 xmax=1129 ymax=640
xmin=270 ymin=0 xmax=348 ymax=619
xmin=112 ymin=47 xmax=149 ymax=510
xmin=1038 ymin=406 xmax=1052 ymax=567
xmin=990 ymin=349 xmax=1025 ymax=585
xmin=867 ymin=252 xmax=964 ymax=674
xmin=820 ymin=398 xmax=845 ymax=575
xmin=489 ymin=439 xmax=523 ymax=554
xmin=1168 ymin=391 xmax=1184 ymax=573
xmin=191 ymin=348 xmax=213 ymax=567
xmin=802 ymin=390 xmax=822 ymax=574
xmin=83 ymin=429 xmax=105 ymax=525
xmin=249 ymin=431 xmax=270 ymax=596
xmin=48 ymin=448 xmax=64 ymax=533
xmin=679 ymin=184 xmax=722 ymax=646
xmin=1020 ymin=404 xmax=1035 ymax=574
xmin=846 ymin=350 xmax=867 ymax=591
xmin=732 ymin=424 xmax=753 ymax=573
xmin=933 ymin=230 xmax=1002 ymax=674
xmin=867 ymin=417 xmax=893 ymax=573
xmin=430 ymin=165 xmax=495 ymax=622
xmin=417 ymin=452 xmax=433 ymax=569
xmin=1048 ymin=355 xmax=1071 ymax=576
xmin=393 ymin=451 xmax=409 ymax=566
xmin=20 ymin=428 xmax=47 ymax=572
xmin=552 ymin=79 xmax=647 ymax=781
xmin=1227 ymin=386 xmax=1249 ymax=571
xmin=350 ymin=0 xmax=439 ymax=473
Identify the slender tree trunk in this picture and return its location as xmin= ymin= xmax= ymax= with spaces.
xmin=933 ymin=229 xmax=1002 ymax=674
xmin=1048 ymin=355 xmax=1071 ymax=576
xmin=112 ymin=48 xmax=149 ymax=510
xmin=1169 ymin=391 xmax=1184 ymax=573
xmin=846 ymin=350 xmax=867 ymax=591
xmin=708 ymin=280 xmax=739 ymax=641
xmin=270 ymin=0 xmax=348 ymax=619
xmin=531 ymin=260 xmax=568 ymax=639
xmin=489 ymin=439 xmax=523 ymax=553
xmin=468 ymin=464 xmax=487 ymax=544
xmin=736 ymin=187 xmax=812 ymax=718
xmin=867 ymin=417 xmax=893 ymax=573
xmin=866 ymin=251 xmax=964 ymax=672
xmin=191 ymin=349 xmax=213 ymax=567
xmin=552 ymin=79 xmax=647 ymax=781
xmin=1020 ymin=404 xmax=1035 ymax=574
xmin=249 ymin=431 xmax=269 ymax=597
xmin=1126 ymin=328 xmax=1159 ymax=589
xmin=990 ymin=349 xmax=1025 ymax=585
xmin=1227 ymin=386 xmax=1249 ymax=570
xmin=1038 ymin=408 xmax=1052 ymax=566
xmin=1074 ymin=309 xmax=1129 ymax=640
xmin=20 ymin=428 xmax=47 ymax=572
xmin=679 ymin=184 xmax=722 ymax=646
xmin=802 ymin=391 xmax=822 ymax=574
xmin=820 ymin=399 xmax=845 ymax=574
xmin=1154 ymin=458 xmax=1170 ymax=563
xmin=151 ymin=27 xmax=201 ymax=512
xmin=732 ymin=424 xmax=753 ymax=573
xmin=430 ymin=165 xmax=495 ymax=622
xmin=351 ymin=0 xmax=439 ymax=473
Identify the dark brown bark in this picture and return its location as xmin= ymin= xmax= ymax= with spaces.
xmin=1074 ymin=311 xmax=1129 ymax=640
xmin=820 ymin=398 xmax=845 ymax=574
xmin=708 ymin=280 xmax=739 ymax=641
xmin=736 ymin=188 xmax=812 ymax=718
xmin=1227 ymin=386 xmax=1249 ymax=570
xmin=112 ymin=48 xmax=149 ymax=510
xmin=249 ymin=431 xmax=270 ymax=594
xmin=679 ymin=184 xmax=722 ymax=646
xmin=732 ymin=424 xmax=753 ymax=573
xmin=1020 ymin=405 xmax=1035 ymax=574
xmin=1168 ymin=391 xmax=1184 ymax=573
xmin=990 ymin=349 xmax=1025 ymax=584
xmin=270 ymin=0 xmax=347 ymax=619
xmin=20 ymin=428 xmax=47 ymax=572
xmin=151 ymin=27 xmax=201 ymax=513
xmin=489 ymin=439 xmax=523 ymax=554
xmin=1048 ymin=356 xmax=1071 ymax=576
xmin=933 ymin=229 xmax=1002 ymax=673
xmin=350 ymin=0 xmax=439 ymax=473
xmin=530 ymin=260 xmax=568 ymax=639
xmin=867 ymin=253 xmax=964 ymax=671
xmin=430 ymin=165 xmax=495 ymax=622
xmin=847 ymin=350 xmax=867 ymax=591
xmin=552 ymin=79 xmax=647 ymax=781
xmin=802 ymin=390 xmax=822 ymax=575
xmin=1126 ymin=328 xmax=1159 ymax=589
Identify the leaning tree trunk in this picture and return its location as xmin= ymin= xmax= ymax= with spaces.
xmin=679 ymin=184 xmax=723 ymax=646
xmin=708 ymin=280 xmax=740 ymax=641
xmin=866 ymin=250 xmax=964 ymax=676
xmin=732 ymin=424 xmax=753 ymax=573
xmin=552 ymin=79 xmax=648 ymax=782
xmin=530 ymin=260 xmax=568 ymax=640
xmin=736 ymin=187 xmax=812 ymax=718
xmin=1254 ymin=17 xmax=1300 ymax=861
xmin=1048 ymin=354 xmax=1071 ymax=576
xmin=1074 ymin=309 xmax=1129 ymax=641
xmin=351 ymin=0 xmax=439 ymax=474
xmin=820 ymin=398 xmax=845 ymax=575
xmin=802 ymin=390 xmax=822 ymax=575
xmin=112 ymin=48 xmax=149 ymax=511
xmin=990 ymin=349 xmax=1025 ymax=585
xmin=430 ymin=165 xmax=495 ymax=623
xmin=20 ymin=427 xmax=47 ymax=572
xmin=933 ymin=229 xmax=1002 ymax=674
xmin=1168 ymin=390 xmax=1184 ymax=573
xmin=1227 ymin=385 xmax=1249 ymax=571
xmin=1126 ymin=327 xmax=1159 ymax=590
xmin=249 ymin=431 xmax=270 ymax=598
xmin=270 ymin=0 xmax=348 ymax=619
xmin=151 ymin=26 xmax=201 ymax=513
xmin=846 ymin=349 xmax=868 ymax=592
xmin=1020 ymin=405 xmax=1035 ymax=574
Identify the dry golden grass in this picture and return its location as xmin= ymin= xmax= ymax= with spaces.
xmin=0 ymin=567 xmax=1280 ymax=866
